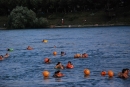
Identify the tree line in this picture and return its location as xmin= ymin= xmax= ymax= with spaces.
xmin=0 ymin=0 xmax=130 ymax=16
xmin=1 ymin=0 xmax=130 ymax=29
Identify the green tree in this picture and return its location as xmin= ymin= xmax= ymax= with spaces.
xmin=7 ymin=6 xmax=48 ymax=29
xmin=37 ymin=17 xmax=48 ymax=28
xmin=7 ymin=6 xmax=36 ymax=29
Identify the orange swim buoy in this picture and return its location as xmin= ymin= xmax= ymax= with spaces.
xmin=53 ymin=51 xmax=57 ymax=55
xmin=108 ymin=70 xmax=114 ymax=77
xmin=42 ymin=70 xmax=50 ymax=77
xmin=84 ymin=69 xmax=90 ymax=75
xmin=101 ymin=71 xmax=106 ymax=76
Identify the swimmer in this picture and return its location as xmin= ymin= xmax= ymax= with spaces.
xmin=74 ymin=54 xmax=81 ymax=58
xmin=118 ymin=68 xmax=129 ymax=79
xmin=0 ymin=55 xmax=4 ymax=60
xmin=55 ymin=62 xmax=64 ymax=69
xmin=82 ymin=53 xmax=88 ymax=58
xmin=7 ymin=49 xmax=10 ymax=51
xmin=42 ymin=39 xmax=48 ymax=43
xmin=27 ymin=46 xmax=33 ymax=50
xmin=44 ymin=58 xmax=51 ymax=64
xmin=4 ymin=53 xmax=9 ymax=58
xmin=66 ymin=61 xmax=74 ymax=69
xmin=7 ymin=48 xmax=13 ymax=51
xmin=53 ymin=70 xmax=64 ymax=78
xmin=61 ymin=51 xmax=66 ymax=56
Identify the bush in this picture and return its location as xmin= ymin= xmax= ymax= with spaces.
xmin=37 ymin=17 xmax=48 ymax=28
xmin=7 ymin=6 xmax=48 ymax=29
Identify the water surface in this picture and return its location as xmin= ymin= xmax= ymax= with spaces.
xmin=0 ymin=26 xmax=130 ymax=87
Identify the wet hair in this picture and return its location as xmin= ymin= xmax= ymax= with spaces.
xmin=61 ymin=51 xmax=64 ymax=54
xmin=61 ymin=51 xmax=66 ymax=55
xmin=125 ymin=68 xmax=129 ymax=71
xmin=55 ymin=70 xmax=60 ymax=74
xmin=53 ymin=70 xmax=61 ymax=77
xmin=122 ymin=69 xmax=127 ymax=73
xmin=56 ymin=62 xmax=61 ymax=65
xmin=54 ymin=71 xmax=57 ymax=74
xmin=0 ymin=55 xmax=3 ymax=57
xmin=68 ymin=61 xmax=71 ymax=63
xmin=56 ymin=70 xmax=60 ymax=73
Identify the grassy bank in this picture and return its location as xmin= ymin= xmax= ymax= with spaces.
xmin=0 ymin=10 xmax=130 ymax=28
xmin=45 ymin=11 xmax=130 ymax=26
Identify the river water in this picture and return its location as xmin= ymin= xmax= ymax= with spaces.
xmin=0 ymin=26 xmax=130 ymax=87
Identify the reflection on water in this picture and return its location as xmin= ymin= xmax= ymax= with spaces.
xmin=43 ymin=77 xmax=50 ymax=83
xmin=0 ymin=26 xmax=130 ymax=87
xmin=55 ymin=78 xmax=62 ymax=82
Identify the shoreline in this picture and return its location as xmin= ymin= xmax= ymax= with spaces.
xmin=0 ymin=28 xmax=6 ymax=29
xmin=51 ymin=24 xmax=130 ymax=28
xmin=0 ymin=24 xmax=130 ymax=29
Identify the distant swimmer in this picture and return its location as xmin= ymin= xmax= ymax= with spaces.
xmin=66 ymin=61 xmax=74 ymax=69
xmin=53 ymin=70 xmax=64 ymax=78
xmin=4 ymin=53 xmax=9 ymax=58
xmin=74 ymin=53 xmax=81 ymax=58
xmin=74 ymin=53 xmax=88 ymax=58
xmin=44 ymin=58 xmax=51 ymax=64
xmin=55 ymin=62 xmax=64 ymax=69
xmin=61 ymin=51 xmax=66 ymax=56
xmin=42 ymin=40 xmax=48 ymax=43
xmin=27 ymin=46 xmax=33 ymax=50
xmin=7 ymin=48 xmax=13 ymax=51
xmin=82 ymin=53 xmax=88 ymax=58
xmin=118 ymin=68 xmax=129 ymax=79
xmin=0 ymin=55 xmax=4 ymax=61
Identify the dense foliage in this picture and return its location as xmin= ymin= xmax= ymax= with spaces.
xmin=7 ymin=6 xmax=48 ymax=29
xmin=0 ymin=0 xmax=130 ymax=15
xmin=1 ymin=0 xmax=130 ymax=28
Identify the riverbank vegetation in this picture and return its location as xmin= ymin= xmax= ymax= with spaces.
xmin=0 ymin=0 xmax=130 ymax=29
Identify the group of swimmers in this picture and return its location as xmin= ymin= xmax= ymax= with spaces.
xmin=53 ymin=61 xmax=74 ymax=77
xmin=44 ymin=59 xmax=130 ymax=79
xmin=0 ymin=52 xmax=10 ymax=61
xmin=0 ymin=46 xmax=33 ymax=61
xmin=44 ymin=53 xmax=129 ymax=79
xmin=54 ymin=61 xmax=73 ymax=69
xmin=46 ymin=60 xmax=129 ymax=79
xmin=44 ymin=59 xmax=73 ymax=77
xmin=26 ymin=45 xmax=69 ymax=77
xmin=74 ymin=53 xmax=88 ymax=58
xmin=44 ymin=50 xmax=73 ymax=78
xmin=1 ymin=44 xmax=129 ymax=79
xmin=43 ymin=45 xmax=129 ymax=79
